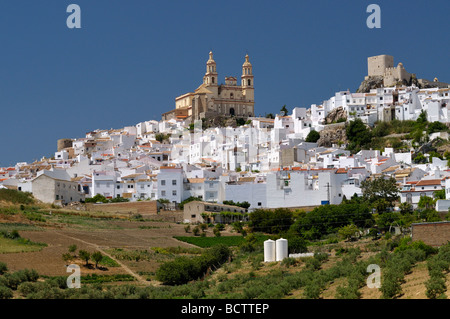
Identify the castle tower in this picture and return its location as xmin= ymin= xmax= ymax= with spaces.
xmin=241 ymin=54 xmax=254 ymax=102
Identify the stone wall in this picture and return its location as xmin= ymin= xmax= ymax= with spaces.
xmin=412 ymin=221 xmax=450 ymax=247
xmin=86 ymin=200 xmax=158 ymax=216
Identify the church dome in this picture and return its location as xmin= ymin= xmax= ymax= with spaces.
xmin=207 ymin=51 xmax=216 ymax=64
xmin=242 ymin=54 xmax=252 ymax=67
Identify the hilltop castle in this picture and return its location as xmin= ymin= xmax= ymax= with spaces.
xmin=360 ymin=54 xmax=448 ymax=91
xmin=162 ymin=52 xmax=255 ymax=122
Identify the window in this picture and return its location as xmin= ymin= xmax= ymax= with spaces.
xmin=172 ymin=180 xmax=177 ymax=186
xmin=161 ymin=180 xmax=166 ymax=186
xmin=161 ymin=190 xmax=166 ymax=196
xmin=117 ymin=185 xmax=120 ymax=189
xmin=172 ymin=190 xmax=177 ymax=196
xmin=258 ymin=202 xmax=262 ymax=206
xmin=247 ymin=79 xmax=251 ymax=86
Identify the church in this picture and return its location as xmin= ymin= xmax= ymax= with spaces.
xmin=162 ymin=51 xmax=255 ymax=122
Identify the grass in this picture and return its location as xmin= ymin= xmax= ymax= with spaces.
xmin=99 ymin=255 xmax=120 ymax=267
xmin=173 ymin=234 xmax=269 ymax=248
xmin=80 ymin=273 xmax=136 ymax=284
xmin=0 ymin=189 xmax=34 ymax=204
xmin=0 ymin=236 xmax=46 ymax=254
xmin=0 ymin=223 xmax=42 ymax=232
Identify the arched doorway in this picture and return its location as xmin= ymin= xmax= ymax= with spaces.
xmin=230 ymin=107 xmax=235 ymax=116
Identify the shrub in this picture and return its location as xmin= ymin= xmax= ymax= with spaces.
xmin=156 ymin=244 xmax=231 ymax=285
xmin=192 ymin=226 xmax=200 ymax=236
xmin=281 ymin=257 xmax=298 ymax=268
xmin=288 ymin=236 xmax=308 ymax=254
xmin=305 ymin=130 xmax=320 ymax=143
xmin=0 ymin=285 xmax=13 ymax=299
xmin=426 ymin=276 xmax=447 ymax=299
xmin=0 ymin=263 xmax=8 ymax=275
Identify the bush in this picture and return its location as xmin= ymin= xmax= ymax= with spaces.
xmin=394 ymin=237 xmax=438 ymax=257
xmin=305 ymin=130 xmax=320 ymax=143
xmin=156 ymin=245 xmax=231 ymax=285
xmin=426 ymin=276 xmax=447 ymax=299
xmin=85 ymin=194 xmax=108 ymax=203
xmin=288 ymin=236 xmax=308 ymax=254
xmin=0 ymin=263 xmax=8 ymax=275
xmin=0 ymin=285 xmax=13 ymax=299
xmin=192 ymin=226 xmax=200 ymax=236
xmin=249 ymin=208 xmax=294 ymax=234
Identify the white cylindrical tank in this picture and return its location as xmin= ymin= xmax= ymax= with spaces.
xmin=276 ymin=238 xmax=288 ymax=261
xmin=264 ymin=239 xmax=276 ymax=262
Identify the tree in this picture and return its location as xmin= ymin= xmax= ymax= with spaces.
xmin=417 ymin=110 xmax=428 ymax=125
xmin=280 ymin=105 xmax=289 ymax=115
xmin=346 ymin=118 xmax=372 ymax=152
xmin=398 ymin=202 xmax=413 ymax=215
xmin=361 ymin=176 xmax=399 ymax=211
xmin=68 ymin=244 xmax=77 ymax=256
xmin=433 ymin=189 xmax=446 ymax=200
xmin=413 ymin=152 xmax=427 ymax=164
xmin=426 ymin=276 xmax=446 ymax=299
xmin=91 ymin=251 xmax=103 ymax=269
xmin=287 ymin=236 xmax=308 ymax=254
xmin=0 ymin=262 xmax=8 ymax=275
xmin=85 ymin=194 xmax=108 ymax=203
xmin=79 ymin=250 xmax=91 ymax=266
xmin=305 ymin=130 xmax=320 ymax=143
xmin=338 ymin=224 xmax=360 ymax=241
xmin=418 ymin=196 xmax=436 ymax=210
xmin=249 ymin=208 xmax=293 ymax=234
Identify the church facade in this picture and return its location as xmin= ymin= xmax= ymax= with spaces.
xmin=162 ymin=52 xmax=255 ymax=121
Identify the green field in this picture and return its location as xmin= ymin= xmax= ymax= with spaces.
xmin=0 ymin=237 xmax=46 ymax=254
xmin=173 ymin=234 xmax=269 ymax=248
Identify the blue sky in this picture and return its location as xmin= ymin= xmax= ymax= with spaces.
xmin=0 ymin=0 xmax=449 ymax=166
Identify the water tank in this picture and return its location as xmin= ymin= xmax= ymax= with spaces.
xmin=263 ymin=239 xmax=276 ymax=262
xmin=276 ymin=238 xmax=288 ymax=261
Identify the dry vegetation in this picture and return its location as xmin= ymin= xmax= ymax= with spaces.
xmin=0 ymin=190 xmax=449 ymax=299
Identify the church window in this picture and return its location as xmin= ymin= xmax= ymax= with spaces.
xmin=248 ymin=79 xmax=251 ymax=86
xmin=212 ymin=77 xmax=215 ymax=84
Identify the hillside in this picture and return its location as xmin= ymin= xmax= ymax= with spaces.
xmin=0 ymin=189 xmax=449 ymax=299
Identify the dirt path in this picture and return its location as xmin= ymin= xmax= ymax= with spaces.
xmin=54 ymin=231 xmax=151 ymax=286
